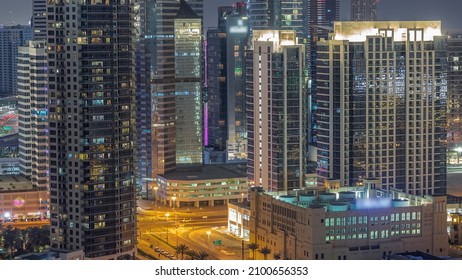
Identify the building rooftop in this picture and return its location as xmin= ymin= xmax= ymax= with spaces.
xmin=0 ymin=175 xmax=32 ymax=192
xmin=259 ymin=187 xmax=436 ymax=212
xmin=385 ymin=251 xmax=448 ymax=260
xmin=332 ymin=21 xmax=442 ymax=42
xmin=158 ymin=164 xmax=246 ymax=181
xmin=176 ymin=0 xmax=200 ymax=19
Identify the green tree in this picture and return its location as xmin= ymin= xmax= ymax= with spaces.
xmin=176 ymin=244 xmax=189 ymax=260
xmin=247 ymin=243 xmax=259 ymax=260
xmin=258 ymin=247 xmax=271 ymax=260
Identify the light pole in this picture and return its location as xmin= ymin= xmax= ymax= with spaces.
xmin=153 ymin=186 xmax=159 ymax=217
xmin=207 ymin=230 xmax=211 ymax=248
xmin=175 ymin=225 xmax=179 ymax=259
xmin=166 ymin=225 xmax=169 ymax=244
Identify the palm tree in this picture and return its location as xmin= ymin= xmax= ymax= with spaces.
xmin=258 ymin=247 xmax=271 ymax=260
xmin=186 ymin=249 xmax=198 ymax=260
xmin=247 ymin=243 xmax=259 ymax=260
xmin=176 ymin=244 xmax=189 ymax=260
xmin=196 ymin=251 xmax=209 ymax=260
xmin=273 ymin=252 xmax=281 ymax=260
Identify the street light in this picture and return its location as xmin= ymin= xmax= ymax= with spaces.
xmin=207 ymin=230 xmax=211 ymax=248
xmin=165 ymin=213 xmax=170 ymax=221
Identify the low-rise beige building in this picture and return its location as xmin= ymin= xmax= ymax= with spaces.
xmin=156 ymin=164 xmax=247 ymax=208
xmin=0 ymin=175 xmax=48 ymax=221
xmin=249 ymin=187 xmax=448 ymax=260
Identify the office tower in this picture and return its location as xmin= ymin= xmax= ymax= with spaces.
xmin=447 ymin=34 xmax=462 ymax=163
xmin=0 ymin=25 xmax=32 ymax=97
xmin=32 ymin=0 xmax=47 ymax=40
xmin=351 ymin=0 xmax=377 ymax=21
xmin=135 ymin=0 xmax=154 ymax=189
xmin=247 ymin=0 xmax=307 ymax=47
xmin=151 ymin=0 xmax=203 ymax=179
xmin=47 ymin=1 xmax=137 ymax=259
xmin=218 ymin=6 xmax=235 ymax=31
xmin=174 ymin=0 xmax=203 ymax=165
xmin=207 ymin=7 xmax=233 ymax=153
xmin=226 ymin=14 xmax=249 ymax=161
xmin=247 ymin=30 xmax=306 ymax=192
xmin=17 ymin=41 xmax=48 ymax=192
xmin=308 ymin=0 xmax=340 ymax=144
xmin=317 ymin=21 xmax=447 ymax=196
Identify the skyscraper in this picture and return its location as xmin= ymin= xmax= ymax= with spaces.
xmin=351 ymin=0 xmax=377 ymax=21
xmin=316 ymin=21 xmax=447 ymax=196
xmin=47 ymin=0 xmax=137 ymax=259
xmin=247 ymin=30 xmax=306 ymax=192
xmin=32 ymin=0 xmax=47 ymax=40
xmin=17 ymin=41 xmax=48 ymax=192
xmin=207 ymin=14 xmax=229 ymax=153
xmin=226 ymin=14 xmax=249 ymax=161
xmin=135 ymin=0 xmax=154 ymax=189
xmin=247 ymin=0 xmax=308 ymax=59
xmin=307 ymin=0 xmax=340 ymax=144
xmin=174 ymin=0 xmax=203 ymax=165
xmin=207 ymin=4 xmax=248 ymax=162
xmin=151 ymin=0 xmax=203 ymax=179
xmin=0 ymin=25 xmax=32 ymax=97
xmin=446 ymin=34 xmax=462 ymax=163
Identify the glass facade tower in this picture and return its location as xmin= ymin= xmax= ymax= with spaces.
xmin=174 ymin=1 xmax=203 ymax=164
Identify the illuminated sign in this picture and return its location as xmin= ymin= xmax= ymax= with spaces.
xmin=229 ymin=26 xmax=248 ymax=34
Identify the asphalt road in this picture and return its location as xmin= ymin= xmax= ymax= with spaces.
xmin=136 ymin=200 xmax=248 ymax=260
xmin=1 ymin=220 xmax=49 ymax=229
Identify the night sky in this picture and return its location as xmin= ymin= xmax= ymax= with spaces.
xmin=1 ymin=0 xmax=461 ymax=30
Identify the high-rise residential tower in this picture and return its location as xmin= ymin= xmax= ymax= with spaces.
xmin=446 ymin=34 xmax=462 ymax=163
xmin=174 ymin=0 xmax=203 ymax=165
xmin=17 ymin=41 xmax=48 ymax=192
xmin=247 ymin=30 xmax=306 ymax=192
xmin=351 ymin=0 xmax=377 ymax=21
xmin=32 ymin=0 xmax=47 ymax=40
xmin=316 ymin=21 xmax=447 ymax=196
xmin=0 ymin=25 xmax=32 ymax=97
xmin=47 ymin=0 xmax=137 ymax=259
